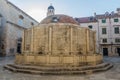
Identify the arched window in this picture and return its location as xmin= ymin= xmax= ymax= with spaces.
xmin=18 ymin=15 xmax=24 ymax=26
xmin=31 ymin=22 xmax=34 ymax=26
xmin=19 ymin=15 xmax=24 ymax=19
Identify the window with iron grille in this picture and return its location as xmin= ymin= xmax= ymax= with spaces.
xmin=102 ymin=38 xmax=107 ymax=43
xmin=114 ymin=27 xmax=119 ymax=34
xmin=114 ymin=18 xmax=119 ymax=22
xmin=115 ymin=38 xmax=120 ymax=43
xmin=102 ymin=28 xmax=107 ymax=34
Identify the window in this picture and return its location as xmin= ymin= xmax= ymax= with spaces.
xmin=114 ymin=27 xmax=119 ymax=34
xmin=19 ymin=15 xmax=24 ymax=19
xmin=102 ymin=38 xmax=107 ymax=43
xmin=88 ymin=25 xmax=93 ymax=29
xmin=18 ymin=19 xmax=23 ymax=26
xmin=18 ymin=15 xmax=24 ymax=26
xmin=31 ymin=22 xmax=34 ymax=26
xmin=114 ymin=18 xmax=119 ymax=22
xmin=102 ymin=28 xmax=107 ymax=34
xmin=115 ymin=38 xmax=120 ymax=43
xmin=102 ymin=19 xmax=106 ymax=23
xmin=52 ymin=17 xmax=59 ymax=22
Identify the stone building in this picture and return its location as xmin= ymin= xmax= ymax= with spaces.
xmin=4 ymin=5 xmax=113 ymax=75
xmin=0 ymin=0 xmax=39 ymax=56
xmin=15 ymin=5 xmax=102 ymax=67
xmin=18 ymin=6 xmax=102 ymax=66
xmin=75 ymin=8 xmax=120 ymax=56
xmin=17 ymin=16 xmax=102 ymax=67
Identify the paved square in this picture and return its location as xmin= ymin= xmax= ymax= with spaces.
xmin=0 ymin=56 xmax=120 ymax=80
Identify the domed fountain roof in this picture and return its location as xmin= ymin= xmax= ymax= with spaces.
xmin=40 ymin=14 xmax=79 ymax=25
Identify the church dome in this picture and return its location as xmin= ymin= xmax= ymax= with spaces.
xmin=40 ymin=14 xmax=79 ymax=25
xmin=48 ymin=5 xmax=54 ymax=10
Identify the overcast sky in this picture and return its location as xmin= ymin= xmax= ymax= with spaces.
xmin=9 ymin=0 xmax=120 ymax=22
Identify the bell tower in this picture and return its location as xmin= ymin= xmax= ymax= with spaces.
xmin=47 ymin=4 xmax=55 ymax=16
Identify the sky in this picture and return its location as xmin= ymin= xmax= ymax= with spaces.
xmin=8 ymin=0 xmax=120 ymax=22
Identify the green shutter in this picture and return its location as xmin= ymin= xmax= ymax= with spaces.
xmin=102 ymin=19 xmax=106 ymax=23
xmin=114 ymin=19 xmax=119 ymax=22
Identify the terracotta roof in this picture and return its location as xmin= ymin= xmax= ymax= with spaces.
xmin=75 ymin=17 xmax=97 ymax=23
xmin=40 ymin=14 xmax=79 ymax=25
xmin=96 ymin=13 xmax=120 ymax=19
xmin=75 ymin=12 xmax=120 ymax=23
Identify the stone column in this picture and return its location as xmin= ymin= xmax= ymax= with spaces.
xmin=70 ymin=26 xmax=73 ymax=54
xmin=86 ymin=29 xmax=90 ymax=54
xmin=94 ymin=32 xmax=96 ymax=54
xmin=22 ymin=30 xmax=25 ymax=54
xmin=31 ymin=27 xmax=34 ymax=54
xmin=85 ymin=29 xmax=87 ymax=55
xmin=48 ymin=27 xmax=52 ymax=55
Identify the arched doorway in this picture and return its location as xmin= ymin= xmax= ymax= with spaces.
xmin=103 ymin=48 xmax=108 ymax=56
xmin=17 ymin=38 xmax=22 ymax=54
xmin=117 ymin=48 xmax=120 ymax=56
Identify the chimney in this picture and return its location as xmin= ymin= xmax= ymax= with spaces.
xmin=117 ymin=8 xmax=120 ymax=15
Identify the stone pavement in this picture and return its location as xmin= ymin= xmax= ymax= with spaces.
xmin=0 ymin=56 xmax=120 ymax=80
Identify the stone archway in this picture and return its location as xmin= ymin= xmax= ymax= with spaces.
xmin=17 ymin=38 xmax=22 ymax=54
xmin=117 ymin=48 xmax=120 ymax=56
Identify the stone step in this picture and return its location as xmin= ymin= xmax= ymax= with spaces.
xmin=6 ymin=63 xmax=110 ymax=71
xmin=92 ymin=64 xmax=113 ymax=72
xmin=4 ymin=65 xmax=16 ymax=72
xmin=4 ymin=63 xmax=113 ymax=75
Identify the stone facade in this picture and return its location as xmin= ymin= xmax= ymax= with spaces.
xmin=0 ymin=0 xmax=39 ymax=56
xmin=23 ymin=23 xmax=96 ymax=55
xmin=15 ymin=22 xmax=102 ymax=66
xmin=75 ymin=8 xmax=120 ymax=56
xmin=14 ymin=5 xmax=103 ymax=67
xmin=5 ymin=5 xmax=112 ymax=75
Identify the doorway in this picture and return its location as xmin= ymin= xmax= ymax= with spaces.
xmin=103 ymin=48 xmax=108 ymax=56
xmin=17 ymin=43 xmax=21 ymax=54
xmin=117 ymin=48 xmax=120 ymax=56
